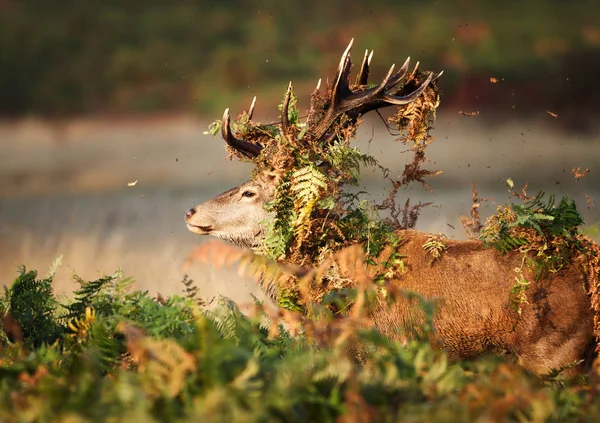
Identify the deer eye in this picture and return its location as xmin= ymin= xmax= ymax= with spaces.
xmin=242 ymin=190 xmax=256 ymax=198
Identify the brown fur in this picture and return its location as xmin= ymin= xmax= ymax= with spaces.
xmin=362 ymin=230 xmax=595 ymax=377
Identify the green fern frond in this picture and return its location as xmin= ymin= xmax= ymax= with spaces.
xmin=291 ymin=165 xmax=327 ymax=199
xmin=205 ymin=297 xmax=244 ymax=342
xmin=203 ymin=119 xmax=222 ymax=136
xmin=3 ymin=266 xmax=63 ymax=347
xmin=290 ymin=165 xmax=328 ymax=248
xmin=64 ymin=272 xmax=121 ymax=320
xmin=325 ymin=142 xmax=380 ymax=185
xmin=482 ymin=191 xmax=584 ymax=252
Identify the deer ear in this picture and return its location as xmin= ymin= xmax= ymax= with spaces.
xmin=266 ymin=171 xmax=280 ymax=184
xmin=260 ymin=169 xmax=281 ymax=185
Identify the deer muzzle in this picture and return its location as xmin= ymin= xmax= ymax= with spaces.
xmin=185 ymin=207 xmax=214 ymax=234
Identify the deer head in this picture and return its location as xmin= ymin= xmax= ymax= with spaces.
xmin=185 ymin=170 xmax=280 ymax=249
xmin=185 ymin=39 xmax=442 ymax=249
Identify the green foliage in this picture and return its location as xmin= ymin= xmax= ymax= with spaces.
xmin=487 ymin=235 xmax=529 ymax=255
xmin=291 ymin=165 xmax=328 ymax=202
xmin=509 ymin=266 xmax=531 ymax=316
xmin=324 ymin=142 xmax=380 ymax=186
xmin=518 ymin=193 xmax=583 ymax=238
xmin=480 ymin=191 xmax=593 ymax=306
xmin=1 ymin=264 xmax=600 ymax=421
xmin=260 ymin=177 xmax=297 ymax=260
xmin=0 ymin=266 xmax=63 ymax=347
xmin=291 ymin=164 xmax=328 ymax=239
xmin=482 ymin=191 xmax=584 ymax=255
xmin=335 ymin=198 xmax=398 ymax=262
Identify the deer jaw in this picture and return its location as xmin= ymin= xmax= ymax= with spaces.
xmin=185 ymin=173 xmax=279 ymax=249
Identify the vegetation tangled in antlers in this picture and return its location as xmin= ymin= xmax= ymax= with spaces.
xmin=205 ymin=39 xmax=443 ymax=269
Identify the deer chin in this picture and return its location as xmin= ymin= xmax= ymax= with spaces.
xmin=186 ymin=224 xmax=213 ymax=235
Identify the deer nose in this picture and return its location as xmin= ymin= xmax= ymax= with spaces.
xmin=185 ymin=208 xmax=196 ymax=220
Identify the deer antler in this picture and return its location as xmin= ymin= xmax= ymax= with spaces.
xmin=308 ymin=39 xmax=442 ymax=144
xmin=219 ymin=39 xmax=441 ymax=160
xmin=221 ymin=97 xmax=263 ymax=159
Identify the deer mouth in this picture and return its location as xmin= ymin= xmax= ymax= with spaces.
xmin=187 ymin=224 xmax=213 ymax=235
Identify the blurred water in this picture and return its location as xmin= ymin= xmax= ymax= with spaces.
xmin=1 ymin=112 xmax=599 ymax=304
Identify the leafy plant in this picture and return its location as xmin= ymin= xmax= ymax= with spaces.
xmin=0 ymin=265 xmax=63 ymax=347
xmin=481 ymin=192 xmax=584 ymax=254
xmin=1 ymin=263 xmax=600 ymax=421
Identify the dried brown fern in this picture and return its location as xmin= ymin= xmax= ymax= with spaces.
xmin=423 ymin=234 xmax=448 ymax=266
xmin=185 ymin=240 xmax=303 ymax=304
xmin=388 ymin=78 xmax=440 ymax=145
xmin=116 ymin=322 xmax=196 ymax=398
xmin=185 ymin=238 xmax=376 ymax=315
xmin=460 ymin=182 xmax=492 ymax=239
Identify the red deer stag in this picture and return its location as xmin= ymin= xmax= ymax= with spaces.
xmin=185 ymin=40 xmax=600 ymax=377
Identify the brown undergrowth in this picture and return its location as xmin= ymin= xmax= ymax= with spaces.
xmin=185 ymin=240 xmax=372 ymax=314
xmin=185 ymin=236 xmax=448 ymax=377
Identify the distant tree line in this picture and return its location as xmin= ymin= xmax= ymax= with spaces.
xmin=0 ymin=0 xmax=598 ymax=118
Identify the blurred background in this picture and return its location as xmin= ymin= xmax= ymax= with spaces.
xmin=1 ymin=0 xmax=599 ymax=303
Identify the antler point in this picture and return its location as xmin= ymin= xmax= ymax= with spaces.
xmin=342 ymin=39 xmax=354 ymax=59
xmin=248 ymin=97 xmax=257 ymax=119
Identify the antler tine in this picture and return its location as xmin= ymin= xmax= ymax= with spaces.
xmin=221 ymin=108 xmax=263 ymax=159
xmin=382 ymin=70 xmax=443 ymax=106
xmin=382 ymin=71 xmax=434 ymax=105
xmin=357 ymin=49 xmax=372 ymax=85
xmin=409 ymin=61 xmax=420 ymax=79
xmin=337 ymin=39 xmax=354 ymax=77
xmin=307 ymin=40 xmax=442 ymax=142
xmin=377 ymin=63 xmax=398 ymax=93
xmin=306 ymin=78 xmax=323 ymax=128
xmin=385 ymin=57 xmax=411 ymax=90
xmin=281 ymin=81 xmax=293 ymax=133
xmin=331 ymin=39 xmax=354 ymax=107
xmin=248 ymin=96 xmax=257 ymax=120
